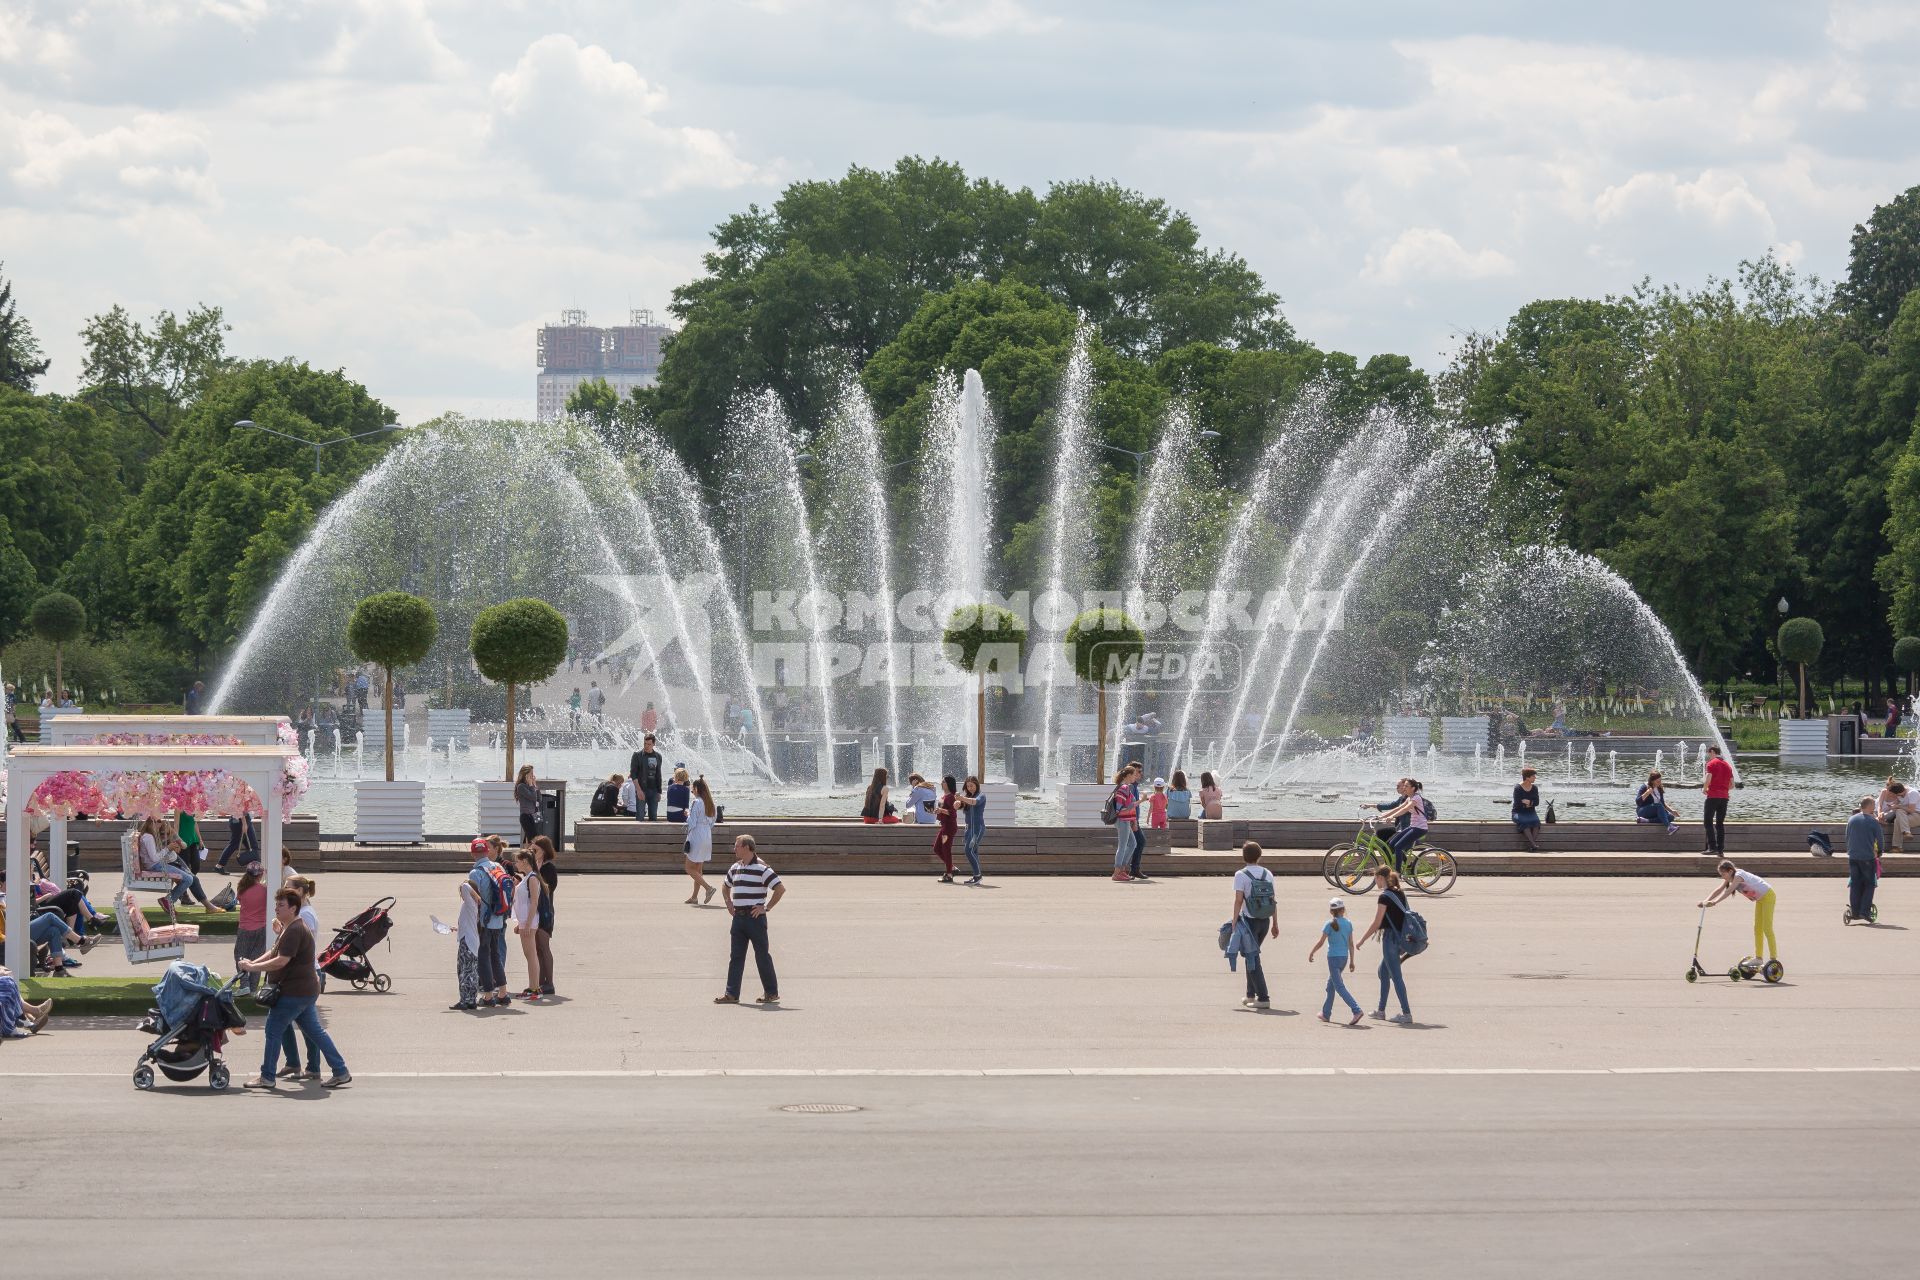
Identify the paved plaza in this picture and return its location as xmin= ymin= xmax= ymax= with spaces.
xmin=4 ymin=872 xmax=1918 ymax=1275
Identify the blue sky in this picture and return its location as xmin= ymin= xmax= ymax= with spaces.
xmin=3 ymin=0 xmax=1917 ymax=422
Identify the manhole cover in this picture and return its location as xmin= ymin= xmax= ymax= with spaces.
xmin=779 ymin=1103 xmax=863 ymax=1114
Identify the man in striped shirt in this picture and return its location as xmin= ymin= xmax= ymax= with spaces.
xmin=715 ymin=834 xmax=784 ymax=1005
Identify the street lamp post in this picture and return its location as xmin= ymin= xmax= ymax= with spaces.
xmin=234 ymin=419 xmax=406 ymax=471
xmin=1093 ymin=430 xmax=1223 ymax=481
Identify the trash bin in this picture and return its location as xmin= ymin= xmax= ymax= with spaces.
xmin=885 ymin=742 xmax=914 ymax=779
xmin=536 ymin=778 xmax=567 ymax=851
xmin=941 ymin=744 xmax=970 ymax=782
xmin=1838 ymin=719 xmax=1858 ymax=755
xmin=1009 ymin=743 xmax=1041 ymax=789
xmin=831 ymin=740 xmax=863 ymax=786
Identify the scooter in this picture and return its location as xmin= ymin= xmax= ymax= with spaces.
xmin=1683 ymin=906 xmax=1784 ymax=983
xmin=1842 ymin=903 xmax=1879 ymax=925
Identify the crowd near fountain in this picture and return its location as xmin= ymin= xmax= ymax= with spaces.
xmin=205 ymin=327 xmax=1807 ymax=830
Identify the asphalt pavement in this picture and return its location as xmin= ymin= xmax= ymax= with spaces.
xmin=3 ymin=872 xmax=1915 ymax=1276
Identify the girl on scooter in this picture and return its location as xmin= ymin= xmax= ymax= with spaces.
xmin=1699 ymin=860 xmax=1777 ymax=965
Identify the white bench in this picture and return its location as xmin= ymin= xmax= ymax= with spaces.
xmin=121 ymin=831 xmax=177 ymax=893
xmin=113 ymin=890 xmax=189 ymax=964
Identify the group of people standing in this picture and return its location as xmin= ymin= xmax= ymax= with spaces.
xmin=455 ymin=834 xmax=558 ymax=1009
xmin=1109 ymin=765 xmax=1223 ymax=883
xmin=860 ymin=768 xmax=989 ymax=884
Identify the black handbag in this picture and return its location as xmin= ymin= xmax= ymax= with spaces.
xmin=254 ymin=982 xmax=282 ymax=1008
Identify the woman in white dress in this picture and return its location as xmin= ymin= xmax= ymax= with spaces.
xmin=511 ymin=849 xmax=545 ymax=1001
xmin=683 ymin=776 xmax=718 ymax=905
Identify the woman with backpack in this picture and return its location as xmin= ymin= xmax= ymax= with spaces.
xmin=511 ymin=849 xmax=546 ymax=1001
xmin=1375 ymin=778 xmax=1431 ymax=872
xmin=1354 ymin=864 xmax=1414 ymax=1024
xmin=1109 ymin=764 xmax=1141 ymax=882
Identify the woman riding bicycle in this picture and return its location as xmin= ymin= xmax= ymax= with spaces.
xmin=1372 ymin=778 xmax=1430 ymax=872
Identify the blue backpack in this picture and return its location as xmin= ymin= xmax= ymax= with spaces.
xmin=1391 ymin=890 xmax=1429 ymax=958
xmin=482 ymin=862 xmax=516 ymax=920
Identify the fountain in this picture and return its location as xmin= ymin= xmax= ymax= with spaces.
xmin=1035 ymin=332 xmax=1098 ymax=779
xmin=202 ymin=357 xmax=1750 ymax=831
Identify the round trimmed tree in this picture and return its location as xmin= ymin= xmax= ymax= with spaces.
xmin=347 ymin=591 xmax=439 ymax=781
xmin=29 ymin=591 xmax=86 ymax=703
xmin=1065 ymin=607 xmax=1145 ymax=777
xmin=1894 ymin=636 xmax=1920 ymax=699
xmin=1777 ymin=616 xmax=1823 ymax=720
xmin=943 ymin=603 xmax=1030 ymax=778
xmin=471 ymin=598 xmax=568 ymax=779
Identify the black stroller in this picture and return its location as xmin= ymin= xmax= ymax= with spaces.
xmin=319 ymin=896 xmax=396 ymax=992
xmin=134 ymin=964 xmax=247 ymax=1091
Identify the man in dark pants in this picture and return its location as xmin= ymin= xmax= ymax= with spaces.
xmin=715 ymin=834 xmax=783 ymax=1005
xmin=1846 ymin=795 xmax=1882 ymax=922
xmin=1701 ymin=744 xmax=1734 ymax=856
xmin=628 ymin=733 xmax=665 ymax=820
xmin=215 ymin=812 xmax=259 ymax=872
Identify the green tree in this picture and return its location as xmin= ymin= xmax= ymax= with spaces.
xmin=1777 ymin=616 xmax=1824 ymax=718
xmin=0 ymin=264 xmax=50 ymax=392
xmin=1893 ymin=636 xmax=1920 ymax=698
xmin=0 ymin=388 xmax=126 ymax=572
xmin=941 ymin=602 xmax=1029 ymax=777
xmin=0 ymin=516 xmax=40 ymax=646
xmin=639 ymin=157 xmax=1288 ymax=476
xmin=1838 ymin=184 xmax=1920 ymax=335
xmin=114 ymin=359 xmax=398 ymax=659
xmin=29 ymin=591 xmax=86 ymax=700
xmin=347 ymin=591 xmax=439 ymax=781
xmin=79 ymin=302 xmax=230 ymax=444
xmin=470 ymin=598 xmax=568 ymax=779
xmin=1064 ymin=607 xmax=1144 ymax=775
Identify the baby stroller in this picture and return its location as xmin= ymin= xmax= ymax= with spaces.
xmin=319 ymin=896 xmax=396 ymax=992
xmin=134 ymin=961 xmax=246 ymax=1092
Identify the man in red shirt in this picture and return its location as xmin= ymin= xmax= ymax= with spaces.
xmin=1701 ymin=745 xmax=1735 ymax=856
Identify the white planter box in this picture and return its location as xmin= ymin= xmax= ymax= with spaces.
xmin=978 ymin=781 xmax=1018 ymax=823
xmin=354 ymin=780 xmax=425 ymax=844
xmin=1778 ymin=719 xmax=1828 ymax=758
xmin=1059 ymin=781 xmax=1113 ymax=829
xmin=477 ymin=781 xmax=520 ymax=836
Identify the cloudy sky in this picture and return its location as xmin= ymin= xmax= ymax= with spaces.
xmin=4 ymin=0 xmax=1918 ymax=422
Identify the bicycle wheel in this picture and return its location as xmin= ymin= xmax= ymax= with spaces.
xmin=1409 ymin=846 xmax=1458 ymax=895
xmin=1322 ymin=845 xmax=1356 ymax=887
xmin=1336 ymin=847 xmax=1380 ymax=894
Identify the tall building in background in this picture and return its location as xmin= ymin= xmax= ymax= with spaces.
xmin=535 ymin=308 xmax=671 ymax=421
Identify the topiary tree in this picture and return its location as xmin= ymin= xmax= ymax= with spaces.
xmin=347 ymin=591 xmax=439 ymax=781
xmin=1065 ymin=607 xmax=1145 ymax=777
xmin=1894 ymin=636 xmax=1920 ymax=700
xmin=28 ymin=591 xmax=85 ymax=703
xmin=1777 ymin=616 xmax=1824 ymax=720
xmin=470 ymin=598 xmax=568 ymax=780
xmin=943 ymin=603 xmax=1030 ymax=778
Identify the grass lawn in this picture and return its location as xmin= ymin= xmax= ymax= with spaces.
xmin=21 ymin=974 xmax=268 ymax=1018
xmin=126 ymin=904 xmax=240 ymax=936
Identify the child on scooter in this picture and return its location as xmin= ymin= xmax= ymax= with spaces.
xmin=1699 ymin=860 xmax=1777 ymax=964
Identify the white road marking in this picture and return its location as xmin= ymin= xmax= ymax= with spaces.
xmin=3 ymin=1065 xmax=1915 ymax=1080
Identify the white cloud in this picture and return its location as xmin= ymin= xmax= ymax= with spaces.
xmin=1361 ymin=227 xmax=1516 ymax=285
xmin=898 ymin=0 xmax=1059 ymax=39
xmin=1594 ymin=170 xmax=1777 ymax=236
xmin=486 ymin=34 xmax=760 ymax=197
xmin=0 ymin=108 xmax=216 ymax=210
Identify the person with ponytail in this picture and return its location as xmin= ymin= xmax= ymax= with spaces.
xmin=1355 ymin=863 xmax=1414 ymax=1024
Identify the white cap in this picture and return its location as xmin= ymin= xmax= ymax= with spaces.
xmin=1329 ymin=897 xmax=1345 ymax=910
xmin=1152 ymin=776 xmax=1166 ymax=787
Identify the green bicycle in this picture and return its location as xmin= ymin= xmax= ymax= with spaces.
xmin=1320 ymin=811 xmax=1458 ymax=896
